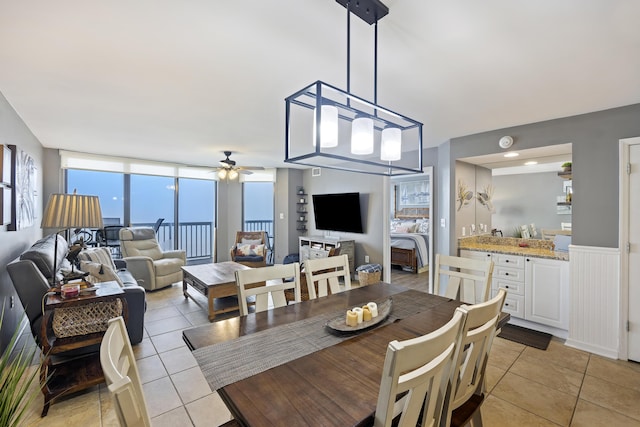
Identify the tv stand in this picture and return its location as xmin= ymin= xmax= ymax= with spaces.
xmin=299 ymin=236 xmax=355 ymax=272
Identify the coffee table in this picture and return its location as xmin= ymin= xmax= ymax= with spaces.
xmin=182 ymin=261 xmax=251 ymax=321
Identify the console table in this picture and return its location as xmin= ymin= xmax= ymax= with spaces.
xmin=299 ymin=236 xmax=355 ymax=272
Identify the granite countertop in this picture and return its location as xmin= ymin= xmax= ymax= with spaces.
xmin=458 ymin=236 xmax=569 ymax=261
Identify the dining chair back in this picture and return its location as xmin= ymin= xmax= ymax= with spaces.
xmin=100 ymin=316 xmax=151 ymax=427
xmin=374 ymin=309 xmax=467 ymax=427
xmin=447 ymin=288 xmax=507 ymax=427
xmin=235 ymin=262 xmax=301 ymax=316
xmin=433 ymin=254 xmax=494 ymax=304
xmin=304 ymin=254 xmax=351 ymax=299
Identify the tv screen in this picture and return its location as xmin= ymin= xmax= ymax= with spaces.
xmin=312 ymin=192 xmax=364 ymax=233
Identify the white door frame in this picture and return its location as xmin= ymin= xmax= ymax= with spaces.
xmin=619 ymin=136 xmax=640 ymax=360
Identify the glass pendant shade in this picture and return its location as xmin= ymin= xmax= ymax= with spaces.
xmin=218 ymin=169 xmax=227 ymax=179
xmin=351 ymin=116 xmax=374 ymax=155
xmin=228 ymin=169 xmax=239 ymax=180
xmin=380 ymin=127 xmax=402 ymax=161
xmin=312 ymin=105 xmax=338 ymax=148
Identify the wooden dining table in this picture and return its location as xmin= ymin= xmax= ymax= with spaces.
xmin=183 ymin=282 xmax=509 ymax=427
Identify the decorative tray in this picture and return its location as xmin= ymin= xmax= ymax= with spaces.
xmin=325 ymin=298 xmax=393 ymax=334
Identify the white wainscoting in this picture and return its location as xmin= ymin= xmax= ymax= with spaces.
xmin=566 ymin=245 xmax=620 ymax=359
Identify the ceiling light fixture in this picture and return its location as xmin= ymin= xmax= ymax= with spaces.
xmin=524 ymin=161 xmax=538 ymax=166
xmin=284 ymin=0 xmax=423 ymax=176
xmin=504 ymin=152 xmax=520 ymax=158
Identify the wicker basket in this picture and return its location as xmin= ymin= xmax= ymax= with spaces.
xmin=358 ymin=270 xmax=381 ymax=286
xmin=52 ymin=299 xmax=123 ymax=338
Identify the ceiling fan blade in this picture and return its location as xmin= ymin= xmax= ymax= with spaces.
xmin=238 ymin=169 xmax=253 ymax=175
xmin=239 ymin=166 xmax=265 ymax=171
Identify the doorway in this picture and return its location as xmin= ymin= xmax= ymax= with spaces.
xmin=620 ymin=137 xmax=640 ymax=361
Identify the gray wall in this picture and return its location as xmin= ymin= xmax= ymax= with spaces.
xmin=492 ymin=171 xmax=572 ymax=237
xmin=274 ymin=168 xmax=304 ymax=263
xmin=441 ymin=103 xmax=640 ymax=254
xmin=302 ymin=168 xmax=386 ymax=268
xmin=0 ymin=91 xmax=44 ymax=350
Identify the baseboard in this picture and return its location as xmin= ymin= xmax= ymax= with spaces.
xmin=565 ymin=339 xmax=619 ymax=360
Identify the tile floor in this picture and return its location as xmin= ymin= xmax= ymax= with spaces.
xmin=18 ymin=270 xmax=640 ymax=426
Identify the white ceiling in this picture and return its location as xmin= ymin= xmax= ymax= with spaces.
xmin=0 ymin=1 xmax=639 ymax=170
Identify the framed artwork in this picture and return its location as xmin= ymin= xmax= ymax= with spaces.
xmin=7 ymin=146 xmax=37 ymax=230
xmin=394 ymin=179 xmax=430 ymax=219
xmin=1 ymin=144 xmax=14 ymax=226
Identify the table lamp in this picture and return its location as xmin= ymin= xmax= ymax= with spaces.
xmin=41 ymin=190 xmax=103 ymax=285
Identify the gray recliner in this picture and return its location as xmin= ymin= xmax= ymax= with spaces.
xmin=119 ymin=227 xmax=186 ymax=291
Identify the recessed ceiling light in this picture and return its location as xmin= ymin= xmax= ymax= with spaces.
xmin=525 ymin=161 xmax=538 ymax=166
xmin=504 ymin=152 xmax=519 ymax=158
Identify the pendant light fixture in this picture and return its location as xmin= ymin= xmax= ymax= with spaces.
xmin=284 ymin=0 xmax=423 ymax=176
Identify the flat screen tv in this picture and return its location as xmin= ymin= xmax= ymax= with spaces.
xmin=312 ymin=192 xmax=364 ymax=233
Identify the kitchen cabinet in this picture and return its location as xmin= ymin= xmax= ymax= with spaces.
xmin=524 ymin=256 xmax=569 ymax=330
xmin=459 ymin=249 xmax=569 ymax=330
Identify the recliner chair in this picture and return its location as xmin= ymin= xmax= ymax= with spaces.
xmin=119 ymin=227 xmax=186 ymax=291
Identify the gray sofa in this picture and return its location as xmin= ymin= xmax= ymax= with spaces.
xmin=7 ymin=234 xmax=146 ymax=345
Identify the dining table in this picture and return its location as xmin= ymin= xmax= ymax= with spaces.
xmin=183 ymin=282 xmax=509 ymax=427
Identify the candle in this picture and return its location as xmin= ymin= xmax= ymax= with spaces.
xmin=352 ymin=307 xmax=364 ymax=324
xmin=362 ymin=305 xmax=372 ymax=321
xmin=346 ymin=310 xmax=358 ymax=327
xmin=367 ymin=302 xmax=378 ymax=317
xmin=61 ymin=283 xmax=80 ymax=299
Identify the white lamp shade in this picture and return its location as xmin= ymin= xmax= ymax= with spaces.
xmin=380 ymin=127 xmax=402 ymax=161
xmin=312 ymin=105 xmax=338 ymax=148
xmin=218 ymin=169 xmax=227 ymax=179
xmin=41 ymin=193 xmax=104 ymax=230
xmin=228 ymin=169 xmax=239 ymax=180
xmin=351 ymin=116 xmax=374 ymax=155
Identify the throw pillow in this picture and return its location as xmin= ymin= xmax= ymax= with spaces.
xmin=236 ymin=244 xmax=265 ymax=257
xmin=241 ymin=238 xmax=263 ymax=245
xmin=80 ymin=260 xmax=125 ymax=287
xmin=77 ymin=247 xmax=117 ymax=271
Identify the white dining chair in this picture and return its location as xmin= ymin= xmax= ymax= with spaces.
xmin=447 ymin=289 xmax=507 ymax=427
xmin=433 ymin=254 xmax=494 ymax=304
xmin=100 ymin=316 xmax=151 ymax=427
xmin=235 ymin=262 xmax=301 ymax=316
xmin=374 ymin=309 xmax=467 ymax=427
xmin=304 ymin=254 xmax=351 ymax=299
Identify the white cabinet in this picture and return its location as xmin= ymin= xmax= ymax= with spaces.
xmin=299 ymin=237 xmax=355 ymax=272
xmin=524 ymin=257 xmax=569 ymax=330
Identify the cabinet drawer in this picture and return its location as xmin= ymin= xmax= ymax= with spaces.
xmin=493 ymin=266 xmax=525 ymax=282
xmin=492 ymin=278 xmax=525 ymax=296
xmin=493 ymin=254 xmax=525 ymax=269
xmin=493 ymin=289 xmax=524 ymax=318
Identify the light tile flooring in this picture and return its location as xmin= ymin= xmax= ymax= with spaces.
xmin=19 ymin=270 xmax=640 ymax=426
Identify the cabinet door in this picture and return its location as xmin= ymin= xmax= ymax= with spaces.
xmin=525 ymin=257 xmax=569 ymax=329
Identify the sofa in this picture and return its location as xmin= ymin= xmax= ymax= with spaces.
xmin=7 ymin=234 xmax=147 ymax=345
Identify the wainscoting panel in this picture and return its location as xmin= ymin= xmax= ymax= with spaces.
xmin=566 ymin=245 xmax=620 ymax=358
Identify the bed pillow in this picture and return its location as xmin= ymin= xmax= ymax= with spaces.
xmin=236 ymin=244 xmax=265 ymax=257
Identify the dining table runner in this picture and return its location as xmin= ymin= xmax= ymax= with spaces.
xmin=193 ymin=291 xmax=445 ymax=391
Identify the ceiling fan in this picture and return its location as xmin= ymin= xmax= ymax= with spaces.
xmin=215 ymin=151 xmax=264 ymax=180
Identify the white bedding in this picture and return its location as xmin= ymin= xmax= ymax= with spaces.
xmin=390 ymin=233 xmax=430 ymax=268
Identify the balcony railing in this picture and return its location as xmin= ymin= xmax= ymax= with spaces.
xmin=130 ymin=219 xmax=274 ymax=262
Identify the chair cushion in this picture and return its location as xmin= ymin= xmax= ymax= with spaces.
xmin=234 ymin=255 xmax=265 ymax=263
xmin=120 ymin=227 xmax=164 ymax=260
xmin=77 ymin=247 xmax=117 ymax=271
xmin=154 ymin=258 xmax=185 ymax=276
xmin=80 ymin=260 xmax=125 ymax=287
xmin=236 ymin=244 xmax=265 ymax=257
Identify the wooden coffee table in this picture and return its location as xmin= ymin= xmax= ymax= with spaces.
xmin=182 ymin=262 xmax=251 ymax=321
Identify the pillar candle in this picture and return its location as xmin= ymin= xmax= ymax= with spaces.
xmin=346 ymin=310 xmax=358 ymax=327
xmin=362 ymin=305 xmax=372 ymax=321
xmin=367 ymin=302 xmax=378 ymax=317
xmin=352 ymin=307 xmax=364 ymax=324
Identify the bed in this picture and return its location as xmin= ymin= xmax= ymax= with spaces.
xmin=390 ymin=220 xmax=429 ymax=273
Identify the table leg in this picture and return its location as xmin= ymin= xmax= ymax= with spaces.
xmin=183 ymin=278 xmax=188 ymax=298
xmin=208 ymin=291 xmax=215 ymax=321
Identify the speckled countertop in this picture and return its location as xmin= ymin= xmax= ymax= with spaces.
xmin=458 ymin=236 xmax=569 ymax=261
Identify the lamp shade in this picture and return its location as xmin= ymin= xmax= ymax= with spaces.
xmin=228 ymin=169 xmax=239 ymax=180
xmin=312 ymin=105 xmax=338 ymax=148
xmin=380 ymin=127 xmax=402 ymax=161
xmin=41 ymin=193 xmax=104 ymax=230
xmin=351 ymin=116 xmax=374 ymax=155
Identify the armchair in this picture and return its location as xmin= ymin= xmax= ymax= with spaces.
xmin=230 ymin=231 xmax=269 ymax=268
xmin=119 ymin=227 xmax=186 ymax=291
